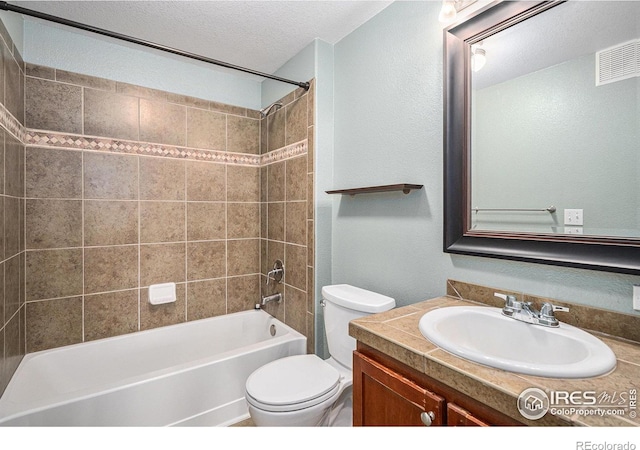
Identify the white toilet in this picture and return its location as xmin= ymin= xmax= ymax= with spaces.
xmin=245 ymin=284 xmax=395 ymax=426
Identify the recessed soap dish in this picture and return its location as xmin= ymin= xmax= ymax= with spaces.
xmin=149 ymin=282 xmax=176 ymax=305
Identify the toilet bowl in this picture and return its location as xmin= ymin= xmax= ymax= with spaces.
xmin=245 ymin=284 xmax=395 ymax=426
xmin=246 ymin=354 xmax=351 ymax=426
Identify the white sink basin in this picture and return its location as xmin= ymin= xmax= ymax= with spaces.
xmin=418 ymin=306 xmax=616 ymax=378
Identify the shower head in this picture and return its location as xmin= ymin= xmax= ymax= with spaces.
xmin=260 ymin=102 xmax=283 ymax=117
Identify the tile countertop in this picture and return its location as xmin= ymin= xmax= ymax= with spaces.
xmin=349 ymin=296 xmax=640 ymax=427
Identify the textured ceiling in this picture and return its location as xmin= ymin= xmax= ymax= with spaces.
xmin=475 ymin=1 xmax=640 ymax=89
xmin=12 ymin=0 xmax=394 ymax=74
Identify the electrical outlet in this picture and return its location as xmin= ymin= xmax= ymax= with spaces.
xmin=634 ymin=285 xmax=640 ymax=311
xmin=564 ymin=227 xmax=583 ymax=235
xmin=564 ymin=209 xmax=583 ymax=226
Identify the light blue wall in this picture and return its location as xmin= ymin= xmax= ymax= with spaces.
xmin=0 ymin=11 xmax=23 ymax=54
xmin=261 ymin=40 xmax=315 ymax=108
xmin=333 ymin=0 xmax=443 ymax=305
xmin=473 ymin=54 xmax=639 ymax=236
xmin=22 ymin=19 xmax=261 ymax=109
xmin=313 ymin=39 xmax=335 ymax=356
xmin=331 ymin=1 xmax=640 ymax=315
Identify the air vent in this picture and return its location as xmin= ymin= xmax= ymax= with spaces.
xmin=596 ymin=39 xmax=640 ymax=86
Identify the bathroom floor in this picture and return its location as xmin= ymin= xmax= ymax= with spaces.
xmin=230 ymin=417 xmax=255 ymax=426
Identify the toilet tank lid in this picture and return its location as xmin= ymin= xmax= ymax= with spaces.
xmin=322 ymin=284 xmax=395 ymax=313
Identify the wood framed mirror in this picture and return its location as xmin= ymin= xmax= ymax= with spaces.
xmin=443 ymin=0 xmax=640 ymax=275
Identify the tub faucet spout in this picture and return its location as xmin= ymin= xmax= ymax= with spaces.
xmin=257 ymin=293 xmax=282 ymax=309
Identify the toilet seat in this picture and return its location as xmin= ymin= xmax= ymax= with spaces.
xmin=245 ymin=355 xmax=341 ymax=413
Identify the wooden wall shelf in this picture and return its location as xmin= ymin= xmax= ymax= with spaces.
xmin=326 ymin=183 xmax=423 ymax=196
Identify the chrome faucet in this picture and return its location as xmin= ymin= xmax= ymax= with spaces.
xmin=265 ymin=260 xmax=284 ymax=285
xmin=256 ymin=292 xmax=282 ymax=309
xmin=495 ymin=293 xmax=569 ymax=327
xmin=256 ymin=260 xmax=284 ymax=309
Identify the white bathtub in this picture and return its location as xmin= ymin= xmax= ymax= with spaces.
xmin=0 ymin=309 xmax=306 ymax=426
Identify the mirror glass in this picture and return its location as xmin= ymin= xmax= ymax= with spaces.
xmin=469 ymin=1 xmax=640 ymax=239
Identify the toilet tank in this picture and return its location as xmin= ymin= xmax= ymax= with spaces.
xmin=322 ymin=285 xmax=395 ymax=369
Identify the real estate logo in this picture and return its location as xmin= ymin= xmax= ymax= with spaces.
xmin=517 ymin=387 xmax=637 ymax=420
xmin=517 ymin=387 xmax=549 ymax=420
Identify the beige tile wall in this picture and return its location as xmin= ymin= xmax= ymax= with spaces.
xmin=24 ymin=149 xmax=264 ymax=350
xmin=21 ymin=64 xmax=315 ymax=356
xmin=260 ymin=83 xmax=315 ymax=354
xmin=25 ymin=66 xmax=262 ymax=145
xmin=0 ymin=20 xmax=26 ymax=397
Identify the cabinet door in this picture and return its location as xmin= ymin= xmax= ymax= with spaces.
xmin=353 ymin=351 xmax=444 ymax=426
xmin=447 ymin=403 xmax=490 ymax=427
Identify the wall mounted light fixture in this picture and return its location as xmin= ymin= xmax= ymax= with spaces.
xmin=471 ymin=42 xmax=486 ymax=72
xmin=438 ymin=0 xmax=478 ymax=23
xmin=438 ymin=1 xmax=457 ymax=22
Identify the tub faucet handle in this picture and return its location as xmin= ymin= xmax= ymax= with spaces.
xmin=265 ymin=259 xmax=284 ymax=285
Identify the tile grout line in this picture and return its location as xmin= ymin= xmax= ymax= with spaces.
xmin=0 ymin=133 xmax=4 ymax=350
xmin=184 ymin=161 xmax=188 ymax=322
xmin=25 ymin=276 xmax=256 ymax=304
xmin=259 ymin=161 xmax=264 ymax=303
xmin=283 ymin=157 xmax=288 ymax=324
xmin=225 ymin=163 xmax=228 ymax=315
xmin=21 ymin=91 xmax=26 ymax=355
xmin=137 ymin=154 xmax=141 ymax=331
xmin=81 ymin=150 xmax=85 ymax=342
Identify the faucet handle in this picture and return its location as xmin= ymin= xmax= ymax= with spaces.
xmin=495 ymin=293 xmax=520 ymax=308
xmin=265 ymin=259 xmax=284 ymax=285
xmin=540 ymin=302 xmax=569 ymax=316
xmin=538 ymin=302 xmax=569 ymax=327
xmin=495 ymin=293 xmax=521 ymax=317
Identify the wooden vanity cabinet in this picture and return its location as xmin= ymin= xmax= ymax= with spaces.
xmin=353 ymin=344 xmax=522 ymax=427
xmin=353 ymin=347 xmax=444 ymax=426
xmin=446 ymin=403 xmax=490 ymax=426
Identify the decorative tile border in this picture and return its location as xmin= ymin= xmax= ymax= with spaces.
xmin=260 ymin=140 xmax=308 ymax=166
xmin=23 ymin=130 xmax=306 ymax=166
xmin=24 ymin=130 xmax=266 ymax=165
xmin=0 ymin=100 xmax=26 ymax=143
xmin=0 ymin=98 xmax=307 ymax=166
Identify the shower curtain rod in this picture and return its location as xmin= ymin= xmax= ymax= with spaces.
xmin=0 ymin=1 xmax=310 ymax=91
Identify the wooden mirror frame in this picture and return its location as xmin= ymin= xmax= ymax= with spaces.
xmin=443 ymin=0 xmax=640 ymax=275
